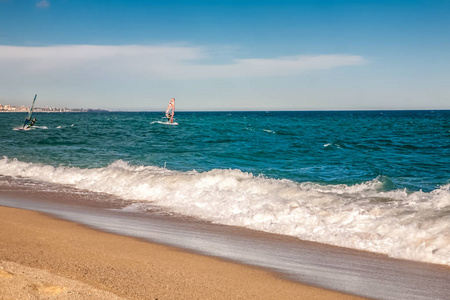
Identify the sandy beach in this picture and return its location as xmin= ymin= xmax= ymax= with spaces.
xmin=0 ymin=206 xmax=366 ymax=299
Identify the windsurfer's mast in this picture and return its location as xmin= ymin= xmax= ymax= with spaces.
xmin=23 ymin=94 xmax=37 ymax=128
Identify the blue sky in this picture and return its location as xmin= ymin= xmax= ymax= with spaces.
xmin=0 ymin=0 xmax=449 ymax=111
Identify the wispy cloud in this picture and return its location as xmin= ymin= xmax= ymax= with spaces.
xmin=36 ymin=0 xmax=49 ymax=8
xmin=0 ymin=44 xmax=366 ymax=80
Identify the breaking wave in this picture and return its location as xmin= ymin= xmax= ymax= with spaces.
xmin=1 ymin=157 xmax=449 ymax=266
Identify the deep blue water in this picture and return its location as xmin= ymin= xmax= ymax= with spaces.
xmin=1 ymin=110 xmax=449 ymax=192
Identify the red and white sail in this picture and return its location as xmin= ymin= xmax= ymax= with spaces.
xmin=165 ymin=98 xmax=175 ymax=123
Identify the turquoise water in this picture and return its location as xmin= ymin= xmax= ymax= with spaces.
xmin=1 ymin=110 xmax=449 ymax=265
xmin=1 ymin=110 xmax=449 ymax=191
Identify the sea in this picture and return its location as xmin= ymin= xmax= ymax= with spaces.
xmin=1 ymin=110 xmax=449 ymax=266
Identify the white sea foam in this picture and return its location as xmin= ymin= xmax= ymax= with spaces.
xmin=0 ymin=157 xmax=449 ymax=266
xmin=12 ymin=125 xmax=48 ymax=130
xmin=263 ymin=129 xmax=276 ymax=134
xmin=12 ymin=126 xmax=29 ymax=131
xmin=151 ymin=120 xmax=179 ymax=125
xmin=324 ymin=143 xmax=341 ymax=149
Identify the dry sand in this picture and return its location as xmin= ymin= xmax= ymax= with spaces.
xmin=0 ymin=206 xmax=366 ymax=299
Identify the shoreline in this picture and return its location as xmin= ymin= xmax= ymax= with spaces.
xmin=0 ymin=180 xmax=449 ymax=299
xmin=0 ymin=206 xmax=364 ymax=299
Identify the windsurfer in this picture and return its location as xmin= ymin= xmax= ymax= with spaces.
xmin=23 ymin=94 xmax=37 ymax=129
xmin=23 ymin=118 xmax=37 ymax=128
xmin=165 ymin=98 xmax=175 ymax=123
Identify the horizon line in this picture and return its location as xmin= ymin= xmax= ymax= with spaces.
xmin=80 ymin=108 xmax=450 ymax=112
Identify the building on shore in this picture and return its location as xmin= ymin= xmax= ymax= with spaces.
xmin=0 ymin=104 xmax=107 ymax=112
xmin=0 ymin=104 xmax=28 ymax=112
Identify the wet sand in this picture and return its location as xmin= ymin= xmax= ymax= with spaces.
xmin=1 ymin=177 xmax=449 ymax=300
xmin=0 ymin=206 xmax=365 ymax=300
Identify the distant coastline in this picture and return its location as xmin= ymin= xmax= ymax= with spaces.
xmin=1 ymin=105 xmax=449 ymax=113
xmin=0 ymin=104 xmax=108 ymax=113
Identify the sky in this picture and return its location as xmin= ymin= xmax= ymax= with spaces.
xmin=0 ymin=0 xmax=449 ymax=111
